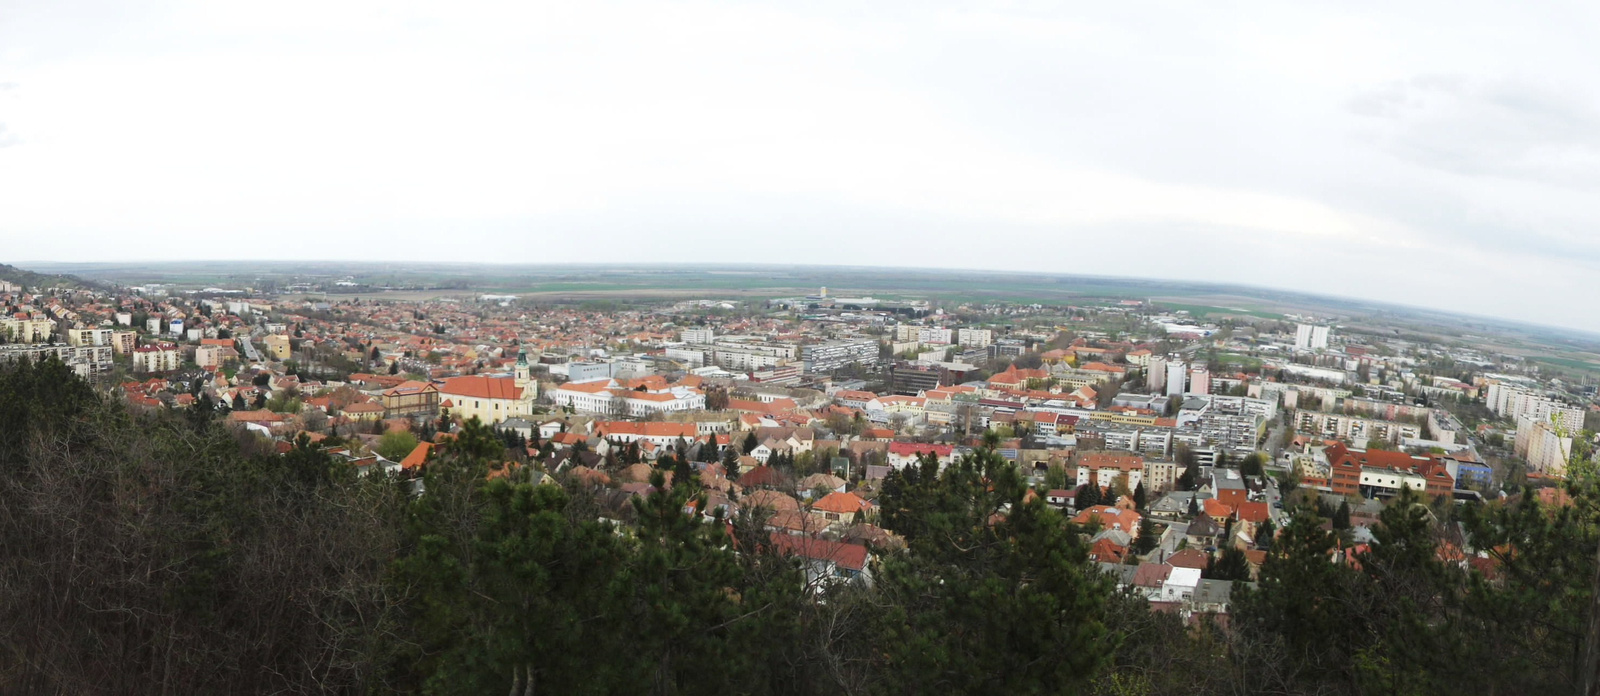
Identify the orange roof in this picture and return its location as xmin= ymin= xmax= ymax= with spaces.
xmin=438 ymin=376 xmax=523 ymax=401
xmin=812 ymin=491 xmax=873 ymax=516
xmin=1203 ymin=498 xmax=1235 ymax=519
xmin=399 ymin=442 xmax=433 ymax=471
xmin=557 ymin=380 xmax=613 ymax=394
xmin=1073 ymin=505 xmax=1142 ymax=532
xmin=595 ymin=421 xmax=698 ymax=439
xmin=1079 ymin=452 xmax=1144 ymax=472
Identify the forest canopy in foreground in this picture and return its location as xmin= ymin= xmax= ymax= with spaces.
xmin=1 ymin=356 xmax=1599 ymax=695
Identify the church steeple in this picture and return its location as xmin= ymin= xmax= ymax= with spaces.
xmin=514 ymin=349 xmax=531 ymax=388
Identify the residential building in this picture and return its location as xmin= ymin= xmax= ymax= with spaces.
xmin=1076 ymin=452 xmax=1146 ymax=491
xmin=262 ymin=335 xmax=292 ymax=360
xmin=0 ymin=318 xmax=54 ymax=343
xmin=131 ymin=343 xmax=181 ymax=373
xmin=194 ymin=344 xmax=225 ymax=369
xmin=110 ymin=331 xmax=137 ymax=355
xmin=956 ymin=328 xmax=993 ymax=348
xmin=64 ymin=328 xmax=114 ymax=347
xmin=0 ymin=343 xmax=114 ymax=377
xmin=679 ymin=328 xmax=715 ymax=344
xmin=1515 ymin=415 xmax=1572 ymax=475
xmin=1165 ymin=360 xmax=1187 ymax=397
xmin=1295 ymin=324 xmax=1331 ymax=350
xmin=801 ymin=338 xmax=879 ymax=374
xmin=1295 ymin=411 xmax=1422 ymax=445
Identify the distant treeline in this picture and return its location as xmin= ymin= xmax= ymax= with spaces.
xmin=1 ymin=356 xmax=1598 ymax=695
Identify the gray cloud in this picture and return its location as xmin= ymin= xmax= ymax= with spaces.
xmin=1350 ymin=75 xmax=1600 ymax=186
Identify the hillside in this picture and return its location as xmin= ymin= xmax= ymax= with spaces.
xmin=0 ymin=262 xmax=105 ymax=292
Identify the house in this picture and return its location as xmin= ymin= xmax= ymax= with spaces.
xmin=811 ymin=491 xmax=873 ymax=525
xmin=886 ymin=442 xmax=955 ymax=470
xmin=341 ymin=401 xmax=386 ymax=421
xmin=767 ymin=534 xmax=871 ymax=589
xmin=1073 ymin=505 xmax=1142 ymax=534
xmin=1088 ymin=537 xmax=1129 ymax=563
xmin=1149 ymin=491 xmax=1197 ymax=519
xmin=1131 ymin=563 xmax=1174 ymax=599
xmin=1159 ymin=567 xmax=1203 ymax=603
xmin=1157 ymin=548 xmax=1205 ymax=572
xmin=1045 ymin=488 xmax=1077 ymax=510
xmin=796 ymin=473 xmax=848 ymax=499
xmin=1184 ymin=513 xmax=1223 ymax=549
xmin=743 ymin=489 xmax=801 ymax=513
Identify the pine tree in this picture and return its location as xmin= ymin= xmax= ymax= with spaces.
xmin=1134 ymin=519 xmax=1161 ymax=555
xmin=1133 ymin=482 xmax=1147 ymax=510
xmin=1333 ymin=500 xmax=1352 ymax=530
xmin=1077 ymin=482 xmax=1100 ymax=508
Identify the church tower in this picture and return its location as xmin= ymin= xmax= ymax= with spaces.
xmin=514 ymin=349 xmax=537 ymax=401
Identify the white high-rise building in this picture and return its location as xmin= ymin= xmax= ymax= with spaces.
xmin=956 ymin=328 xmax=993 ymax=348
xmin=680 ymin=328 xmax=715 ymax=344
xmin=1516 ymin=415 xmax=1573 ymax=475
xmin=1165 ymin=360 xmax=1188 ymax=398
xmin=1295 ymin=324 xmax=1331 ymax=350
xmin=1147 ymin=356 xmax=1168 ymax=392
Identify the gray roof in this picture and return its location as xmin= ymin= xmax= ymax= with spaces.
xmin=1193 ymin=579 xmax=1234 ymax=606
xmin=1099 ymin=562 xmax=1139 ymax=587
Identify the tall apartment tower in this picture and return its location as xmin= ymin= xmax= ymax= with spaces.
xmin=1295 ymin=324 xmax=1330 ymax=350
xmin=1165 ymin=360 xmax=1188 ymax=398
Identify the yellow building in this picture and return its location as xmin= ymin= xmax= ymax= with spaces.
xmin=262 ymin=335 xmax=292 ymax=360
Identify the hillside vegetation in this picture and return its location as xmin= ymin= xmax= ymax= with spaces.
xmin=1 ymin=356 xmax=1598 ymax=695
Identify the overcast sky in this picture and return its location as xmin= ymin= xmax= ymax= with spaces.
xmin=2 ymin=1 xmax=1598 ymax=329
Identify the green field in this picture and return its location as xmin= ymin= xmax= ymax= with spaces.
xmin=1530 ymin=355 xmax=1600 ymax=374
xmin=1156 ymin=302 xmax=1282 ymax=320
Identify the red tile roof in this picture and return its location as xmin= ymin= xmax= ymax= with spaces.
xmin=768 ymin=534 xmax=869 ymax=572
xmin=438 ymin=376 xmax=523 ymax=401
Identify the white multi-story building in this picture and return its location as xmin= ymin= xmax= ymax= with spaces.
xmin=1295 ymin=411 xmax=1422 ymax=445
xmin=566 ymin=360 xmax=614 ymax=384
xmin=680 ymin=328 xmax=715 ymax=344
xmin=917 ymin=327 xmax=953 ymax=345
xmin=1165 ymin=360 xmax=1188 ymax=398
xmin=550 ymin=379 xmax=706 ymax=417
xmin=131 ymin=343 xmax=182 ymax=373
xmin=0 ymin=318 xmax=55 ymax=343
xmin=1147 ymin=356 xmax=1168 ymax=392
xmin=0 ymin=343 xmax=114 ymax=377
xmin=65 ymin=328 xmax=114 ymax=347
xmin=1516 ymin=415 xmax=1572 ymax=475
xmin=110 ymin=331 xmax=138 ymax=355
xmin=664 ymin=347 xmax=707 ymax=367
xmin=801 ymin=338 xmax=879 ymax=374
xmin=1295 ymin=324 xmax=1331 ymax=350
xmin=1486 ymin=382 xmax=1584 ymax=434
xmin=956 ymin=328 xmax=993 ymax=348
